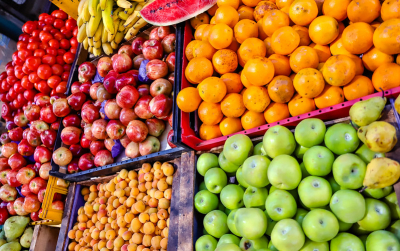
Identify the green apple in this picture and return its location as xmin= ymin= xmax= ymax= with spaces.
xmin=197 ymin=153 xmax=219 ymax=176
xmin=235 ymin=208 xmax=267 ymax=240
xmin=215 ymin=243 xmax=241 ymax=251
xmin=300 ymin=162 xmax=310 ymax=179
xmin=389 ymin=220 xmax=400 ymax=240
xmin=327 ymin=176 xmax=341 ymax=193
xmin=271 ymin=219 xmax=305 ymax=251
xmin=330 ymin=189 xmax=366 ymax=223
xmin=295 ymin=145 xmax=309 ymax=159
xmin=223 ymin=134 xmax=253 ymax=166
xmin=363 ymin=186 xmax=393 ymax=199
xmin=324 ymin=123 xmax=359 ymax=155
xmin=295 ymin=118 xmax=326 ymax=148
xmin=332 ymin=153 xmax=366 ymax=189
xmin=199 ymin=181 xmax=207 ymax=191
xmin=268 ymin=242 xmax=279 ymax=251
xmin=220 ymin=184 xmax=244 ymax=210
xmin=239 ymin=236 xmax=269 ymax=251
xmin=263 ymin=125 xmax=296 ymax=158
xmin=302 ymin=209 xmax=339 ymax=242
xmin=270 ymin=186 xmax=299 ymax=202
xmin=254 ymin=142 xmax=264 ymax=155
xmin=358 ymin=198 xmax=391 ymax=231
xmin=195 ymin=190 xmax=219 ymax=214
xmin=300 ymin=239 xmax=329 ymax=251
xmin=295 ymin=208 xmax=309 ymax=226
xmin=203 ymin=228 xmax=209 ymax=235
xmin=227 ymin=209 xmax=241 ymax=236
xmin=350 ymin=223 xmax=371 ymax=235
xmin=242 ymin=155 xmax=271 ymax=187
xmin=330 ymin=232 xmax=364 ymax=251
xmin=264 ymin=210 xmax=277 ymax=236
xmin=236 ymin=166 xmax=249 ymax=188
xmin=195 ymin=235 xmax=218 ymax=251
xmin=268 ymin=155 xmax=302 ymax=190
xmin=217 ymin=234 xmax=240 ymax=247
xmin=303 ymin=146 xmax=334 ymax=176
xmin=265 ymin=189 xmax=297 ymax=221
xmin=355 ymin=143 xmax=385 ymax=164
xmin=384 ymin=192 xmax=400 ymax=220
xmin=338 ymin=219 xmax=353 ymax=232
xmin=204 ymin=168 xmax=228 ymax=194
xmin=243 ymin=186 xmax=268 ymax=209
xmin=203 ymin=210 xmax=229 ymax=238
xmin=219 ymin=151 xmax=240 ymax=173
xmin=366 ymin=230 xmax=400 ymax=251
xmin=298 ymin=176 xmax=332 ymax=208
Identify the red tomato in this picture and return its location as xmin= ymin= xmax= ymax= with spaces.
xmin=56 ymin=81 xmax=67 ymax=93
xmin=52 ymin=10 xmax=68 ymax=20
xmin=1 ymin=80 xmax=11 ymax=91
xmin=14 ymin=82 xmax=25 ymax=94
xmin=61 ymin=72 xmax=69 ymax=81
xmin=63 ymin=64 xmax=71 ymax=72
xmin=65 ymin=18 xmax=77 ymax=31
xmin=53 ymin=19 xmax=65 ymax=29
xmin=52 ymin=64 xmax=64 ymax=75
xmin=42 ymin=55 xmax=56 ymax=65
xmin=15 ymin=94 xmax=27 ymax=108
xmin=0 ymin=94 xmax=7 ymax=102
xmin=19 ymin=33 xmax=30 ymax=42
xmin=56 ymin=55 xmax=65 ymax=65
xmin=27 ymin=41 xmax=40 ymax=51
xmin=24 ymin=89 xmax=37 ymax=101
xmin=37 ymin=80 xmax=51 ymax=94
xmin=7 ymin=76 xmax=18 ymax=86
xmin=8 ymin=88 xmax=17 ymax=100
xmin=44 ymin=15 xmax=55 ymax=25
xmin=26 ymin=56 xmax=41 ymax=71
xmin=70 ymin=37 xmax=78 ymax=48
xmin=57 ymin=49 xmax=66 ymax=56
xmin=60 ymin=39 xmax=70 ymax=50
xmin=47 ymin=75 xmax=61 ymax=88
xmin=63 ymin=52 xmax=75 ymax=64
xmin=60 ymin=27 xmax=72 ymax=39
xmin=53 ymin=32 xmax=65 ymax=41
xmin=21 ymin=75 xmax=33 ymax=89
xmin=72 ymin=27 xmax=78 ymax=37
xmin=17 ymin=49 xmax=32 ymax=61
xmin=39 ymin=13 xmax=48 ymax=21
xmin=43 ymin=25 xmax=53 ymax=32
xmin=39 ymin=42 xmax=49 ymax=50
xmin=48 ymin=39 xmax=60 ymax=49
xmin=70 ymin=47 xmax=77 ymax=54
xmin=46 ymin=47 xmax=57 ymax=56
xmin=34 ymin=49 xmax=45 ymax=57
xmin=22 ymin=64 xmax=32 ymax=75
xmin=14 ymin=65 xmax=25 ymax=79
xmin=39 ymin=31 xmax=52 ymax=43
xmin=17 ymin=41 xmax=27 ymax=51
xmin=29 ymin=37 xmax=40 ymax=43
xmin=32 ymin=30 xmax=40 ymax=38
xmin=22 ymin=21 xmax=37 ymax=34
xmin=38 ymin=21 xmax=46 ymax=29
xmin=0 ymin=72 xmax=7 ymax=82
xmin=13 ymin=55 xmax=24 ymax=66
xmin=29 ymin=72 xmax=40 ymax=83
xmin=37 ymin=65 xmax=52 ymax=80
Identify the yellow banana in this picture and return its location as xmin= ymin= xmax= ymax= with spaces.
xmin=78 ymin=0 xmax=88 ymax=14
xmin=101 ymin=25 xmax=109 ymax=43
xmin=111 ymin=41 xmax=119 ymax=49
xmin=124 ymin=2 xmax=137 ymax=14
xmin=93 ymin=47 xmax=102 ymax=56
xmin=124 ymin=5 xmax=142 ymax=27
xmin=82 ymin=1 xmax=91 ymax=22
xmin=363 ymin=158 xmax=400 ymax=189
xmin=87 ymin=12 xmax=102 ymax=37
xmin=108 ymin=19 xmax=119 ymax=42
xmin=114 ymin=31 xmax=124 ymax=44
xmin=83 ymin=37 xmax=89 ymax=50
xmin=112 ymin=8 xmax=123 ymax=21
xmin=100 ymin=0 xmax=107 ymax=10
xmin=102 ymin=0 xmax=115 ymax=34
xmin=116 ymin=0 xmax=132 ymax=8
xmin=88 ymin=46 xmax=94 ymax=54
xmin=118 ymin=11 xmax=129 ymax=20
xmin=89 ymin=0 xmax=100 ymax=16
xmin=88 ymin=37 xmax=94 ymax=47
xmin=102 ymin=43 xmax=113 ymax=55
xmin=125 ymin=18 xmax=147 ymax=40
xmin=93 ymin=22 xmax=104 ymax=42
xmin=77 ymin=16 xmax=84 ymax=27
xmin=77 ymin=23 xmax=87 ymax=43
xmin=94 ymin=40 xmax=102 ymax=49
xmin=118 ymin=20 xmax=125 ymax=32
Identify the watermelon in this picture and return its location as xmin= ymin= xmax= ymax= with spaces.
xmin=140 ymin=0 xmax=217 ymax=26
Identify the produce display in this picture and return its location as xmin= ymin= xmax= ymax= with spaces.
xmin=194 ymin=96 xmax=400 ymax=251
xmin=0 ymin=216 xmax=33 ymax=250
xmin=177 ymin=0 xmax=400 ymax=140
xmin=51 ymin=26 xmax=176 ymax=173
xmin=67 ymin=163 xmax=173 ymax=250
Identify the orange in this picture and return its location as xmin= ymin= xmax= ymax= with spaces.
xmin=221 ymin=73 xmax=244 ymax=93
xmin=210 ymin=17 xmax=216 ymax=24
xmin=241 ymin=110 xmax=267 ymax=130
xmin=264 ymin=37 xmax=275 ymax=57
xmin=209 ymin=23 xmax=233 ymax=49
xmin=257 ymin=20 xmax=269 ymax=40
xmin=329 ymin=35 xmax=353 ymax=56
xmin=373 ymin=19 xmax=400 ymax=55
xmin=238 ymin=38 xmax=267 ymax=66
xmin=242 ymin=0 xmax=263 ymax=7
xmin=215 ymin=6 xmax=240 ymax=28
xmin=264 ymin=102 xmax=290 ymax=123
xmin=322 ymin=55 xmax=356 ymax=86
xmin=199 ymin=124 xmax=222 ymax=140
xmin=190 ymin=13 xmax=210 ymax=29
xmin=198 ymin=77 xmax=227 ymax=103
xmin=276 ymin=0 xmax=294 ymax=9
xmin=309 ymin=43 xmax=331 ymax=62
xmin=221 ymin=93 xmax=246 ymax=117
xmin=318 ymin=62 xmax=325 ymax=71
xmin=195 ymin=24 xmax=207 ymax=40
xmin=185 ymin=57 xmax=214 ymax=84
xmin=243 ymin=86 xmax=271 ymax=112
xmin=309 ymin=15 xmax=339 ymax=45
xmin=177 ymin=87 xmax=202 ymax=113
xmin=227 ymin=37 xmax=240 ymax=51
xmin=254 ymin=1 xmax=278 ymax=21
xmin=267 ymin=75 xmax=295 ymax=103
xmin=208 ymin=4 xmax=219 ymax=16
xmin=271 ymin=26 xmax=300 ymax=55
xmin=212 ymin=49 xmax=239 ymax=74
xmin=347 ymin=0 xmax=381 ymax=23
xmin=293 ymin=25 xmax=311 ymax=46
xmin=372 ymin=63 xmax=400 ymax=91
xmin=314 ymin=85 xmax=344 ymax=109
xmin=238 ymin=5 xmax=255 ymax=20
xmin=289 ymin=46 xmax=319 ymax=73
xmin=185 ymin=40 xmax=200 ymax=61
xmin=202 ymin=24 xmax=215 ymax=41
xmin=217 ymin=0 xmax=241 ymax=9
xmin=193 ymin=41 xmax=217 ymax=60
xmin=342 ymin=22 xmax=374 ymax=54
xmin=261 ymin=9 xmax=290 ymax=37
xmin=381 ymin=0 xmax=400 ymax=21
xmin=289 ymin=0 xmax=318 ymax=26
xmin=348 ymin=54 xmax=364 ymax=76
xmin=269 ymin=54 xmax=291 ymax=76
xmin=219 ymin=117 xmax=243 ymax=135
xmin=243 ymin=57 xmax=275 ymax=86
xmin=289 ymin=73 xmax=296 ymax=81
xmin=343 ymin=75 xmax=374 ymax=100
xmin=293 ymin=68 xmax=325 ymax=98
xmin=198 ymin=101 xmax=224 ymax=125
xmin=241 ymin=71 xmax=254 ymax=88
xmin=234 ymin=19 xmax=259 ymax=43
xmin=322 ymin=0 xmax=351 ymax=21
xmin=338 ymin=21 xmax=345 ymax=34
xmin=288 ymin=93 xmax=316 ymax=116
xmin=362 ymin=47 xmax=395 ymax=71
xmin=370 ymin=21 xmax=381 ymax=30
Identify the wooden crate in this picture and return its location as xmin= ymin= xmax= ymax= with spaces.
xmin=30 ymin=224 xmax=60 ymax=251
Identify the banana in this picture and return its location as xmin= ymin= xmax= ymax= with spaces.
xmin=112 ymin=8 xmax=123 ymax=21
xmin=87 ymin=12 xmax=102 ymax=37
xmin=108 ymin=19 xmax=120 ymax=42
xmin=111 ymin=41 xmax=119 ymax=49
xmin=82 ymin=1 xmax=91 ymax=22
xmin=116 ymin=0 xmax=132 ymax=8
xmin=77 ymin=16 xmax=84 ymax=27
xmin=77 ymin=23 xmax=87 ymax=43
xmin=94 ymin=39 xmax=102 ymax=49
xmin=99 ymin=0 xmax=107 ymax=10
xmin=125 ymin=18 xmax=147 ymax=40
xmin=118 ymin=11 xmax=129 ymax=20
xmin=118 ymin=20 xmax=125 ymax=32
xmin=78 ymin=0 xmax=88 ymax=14
xmin=88 ymin=37 xmax=94 ymax=47
xmin=102 ymin=42 xmax=113 ymax=55
xmin=89 ymin=0 xmax=100 ymax=16
xmin=93 ymin=22 xmax=104 ymax=42
xmin=88 ymin=46 xmax=94 ymax=54
xmin=83 ymin=37 xmax=89 ymax=50
xmin=93 ymin=47 xmax=102 ymax=56
xmin=101 ymin=25 xmax=109 ymax=43
xmin=114 ymin=31 xmax=124 ymax=44
xmin=125 ymin=2 xmax=137 ymax=14
xmin=102 ymin=0 xmax=115 ymax=34
xmin=124 ymin=5 xmax=142 ymax=27
xmin=363 ymin=158 xmax=400 ymax=189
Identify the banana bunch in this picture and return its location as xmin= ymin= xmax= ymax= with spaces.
xmin=76 ymin=0 xmax=152 ymax=56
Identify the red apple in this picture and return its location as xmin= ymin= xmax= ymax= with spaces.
xmin=146 ymin=59 xmax=168 ymax=80
xmin=119 ymin=45 xmax=135 ymax=58
xmin=104 ymin=99 xmax=122 ymax=119
xmin=78 ymin=153 xmax=95 ymax=171
xmin=51 ymin=201 xmax=64 ymax=210
xmin=150 ymin=78 xmax=172 ymax=97
xmin=82 ymin=104 xmax=100 ymax=124
xmin=158 ymin=26 xmax=172 ymax=40
xmin=103 ymin=70 xmax=118 ymax=94
xmin=29 ymin=177 xmax=47 ymax=194
xmin=161 ymin=33 xmax=176 ymax=54
xmin=120 ymin=108 xmax=138 ymax=126
xmin=143 ymin=39 xmax=163 ymax=60
xmin=94 ymin=150 xmax=113 ymax=167
xmin=18 ymin=139 xmax=35 ymax=156
xmin=120 ymin=135 xmax=131 ymax=148
xmin=7 ymin=169 xmax=21 ymax=187
xmin=51 ymin=120 xmax=60 ymax=130
xmin=97 ymin=57 xmax=113 ymax=77
xmin=36 ymin=95 xmax=51 ymax=107
xmin=21 ymin=184 xmax=33 ymax=197
xmin=9 ymin=127 xmax=23 ymax=141
xmin=69 ymin=144 xmax=84 ymax=157
xmin=14 ymin=197 xmax=28 ymax=215
xmin=0 ymin=132 xmax=11 ymax=145
xmin=39 ymin=162 xmax=52 ymax=180
xmin=96 ymin=84 xmax=112 ymax=102
xmin=0 ymin=184 xmax=17 ymax=202
xmin=131 ymin=37 xmax=146 ymax=55
xmin=0 ymin=208 xmax=8 ymax=225
xmin=8 ymin=153 xmax=27 ymax=169
xmin=115 ymin=73 xmax=136 ymax=91
xmin=139 ymin=136 xmax=161 ymax=156
xmin=125 ymin=141 xmax=140 ymax=158
xmin=127 ymin=69 xmax=139 ymax=83
xmin=149 ymin=94 xmax=172 ymax=119
xmin=63 ymin=114 xmax=80 ymax=127
xmin=40 ymin=105 xmax=58 ymax=123
xmin=146 ymin=118 xmax=165 ymax=137
xmin=67 ymin=158 xmax=79 ymax=174
xmin=71 ymin=81 xmax=81 ymax=94
xmin=31 ymin=210 xmax=40 ymax=221
xmin=126 ymin=120 xmax=148 ymax=143
xmin=113 ymin=54 xmax=132 ymax=74
xmin=106 ymin=120 xmax=126 ymax=140
xmin=38 ymin=188 xmax=46 ymax=202
xmin=52 ymin=147 xmax=73 ymax=166
xmin=30 ymin=120 xmax=49 ymax=133
xmin=90 ymin=82 xmax=102 ymax=100
xmin=134 ymin=95 xmax=153 ymax=119
xmin=8 ymin=201 xmax=16 ymax=215
xmin=104 ymin=138 xmax=115 ymax=152
xmin=34 ymin=146 xmax=52 ymax=163
xmin=14 ymin=112 xmax=29 ymax=127
xmin=116 ymin=85 xmax=139 ymax=109
xmin=80 ymin=81 xmax=91 ymax=94
xmin=149 ymin=28 xmax=160 ymax=40
xmin=80 ymin=134 xmax=91 ymax=148
xmin=2 ymin=142 xmax=18 ymax=158
xmin=92 ymin=119 xmax=108 ymax=140
xmin=168 ymin=112 xmax=173 ymax=127
xmin=67 ymin=92 xmax=86 ymax=110
xmin=133 ymin=54 xmax=145 ymax=69
xmin=90 ymin=141 xmax=106 ymax=155
xmin=0 ymin=169 xmax=10 ymax=185
xmin=0 ymin=158 xmax=10 ymax=171
xmin=78 ymin=62 xmax=96 ymax=83
xmin=84 ymin=123 xmax=96 ymax=141
xmin=61 ymin=126 xmax=82 ymax=145
xmin=32 ymin=163 xmax=41 ymax=176
xmin=27 ymin=130 xmax=41 ymax=147
xmin=23 ymin=194 xmax=41 ymax=213
xmin=167 ymin=129 xmax=176 ymax=148
xmin=40 ymin=129 xmax=57 ymax=149
xmin=23 ymin=128 xmax=30 ymax=140
xmin=166 ymin=52 xmax=175 ymax=72
xmin=52 ymin=98 xmax=71 ymax=117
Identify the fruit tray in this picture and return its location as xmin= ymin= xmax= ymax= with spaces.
xmin=173 ymin=21 xmax=400 ymax=151
xmin=55 ymin=151 xmax=196 ymax=251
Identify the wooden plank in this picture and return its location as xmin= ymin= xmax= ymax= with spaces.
xmin=167 ymin=157 xmax=181 ymax=251
xmin=30 ymin=225 xmax=60 ymax=251
xmin=55 ymin=183 xmax=76 ymax=251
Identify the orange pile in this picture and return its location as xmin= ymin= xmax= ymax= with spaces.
xmin=177 ymin=0 xmax=400 ymax=141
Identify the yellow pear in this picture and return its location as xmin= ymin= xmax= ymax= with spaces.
xmin=363 ymin=158 xmax=400 ymax=189
xmin=364 ymin=121 xmax=397 ymax=153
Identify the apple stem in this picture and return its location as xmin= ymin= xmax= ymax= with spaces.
xmin=359 ymin=186 xmax=367 ymax=193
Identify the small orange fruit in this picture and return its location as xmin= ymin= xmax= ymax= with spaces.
xmin=322 ymin=0 xmax=351 ymax=21
xmin=271 ymin=26 xmax=300 ymax=55
xmin=193 ymin=41 xmax=217 ymax=60
xmin=264 ymin=102 xmax=290 ymax=123
xmin=314 ymin=85 xmax=344 ymax=109
xmin=221 ymin=93 xmax=246 ymax=117
xmin=238 ymin=5 xmax=255 ymax=20
xmin=209 ymin=24 xmax=233 ymax=50
xmin=185 ymin=40 xmax=200 ymax=61
xmin=292 ymin=25 xmax=311 ymax=46
xmin=202 ymin=24 xmax=215 ymax=41
xmin=241 ymin=71 xmax=254 ymax=88
xmin=289 ymin=46 xmax=319 ymax=73
xmin=288 ymin=93 xmax=316 ymax=116
xmin=234 ymin=19 xmax=259 ymax=43
xmin=242 ymin=0 xmax=263 ymax=7
xmin=219 ymin=117 xmax=243 ymax=135
xmin=185 ymin=57 xmax=214 ymax=84
xmin=257 ymin=20 xmax=269 ymax=40
xmin=194 ymin=24 xmax=207 ymax=40
xmin=198 ymin=102 xmax=224 ymax=125
xmin=243 ymin=86 xmax=271 ymax=112
xmin=264 ymin=37 xmax=275 ymax=57
xmin=190 ymin=13 xmax=210 ymax=29
xmin=309 ymin=15 xmax=339 ymax=45
xmin=227 ymin=37 xmax=240 ymax=51
xmin=210 ymin=17 xmax=216 ymax=24
xmin=261 ymin=9 xmax=290 ymax=37
xmin=370 ymin=21 xmax=382 ymax=30
xmin=221 ymin=73 xmax=244 ymax=93
xmin=322 ymin=55 xmax=356 ymax=86
xmin=342 ymin=22 xmax=374 ymax=54
xmin=267 ymin=75 xmax=295 ymax=103
xmin=241 ymin=110 xmax=267 ymax=130
xmin=381 ymin=0 xmax=400 ymax=21
xmin=254 ymin=1 xmax=278 ymax=21
xmin=347 ymin=55 xmax=364 ymax=75
xmin=176 ymin=87 xmax=202 ymax=113
xmin=330 ymin=35 xmax=353 ymax=56
xmin=309 ymin=43 xmax=331 ymax=62
xmin=293 ymin=68 xmax=325 ymax=98
xmin=343 ymin=75 xmax=374 ymax=100
xmin=347 ymin=0 xmax=381 ymax=24
xmin=243 ymin=57 xmax=275 ymax=86
xmin=338 ymin=21 xmax=345 ymax=34
xmin=198 ymin=77 xmax=227 ymax=103
xmin=212 ymin=49 xmax=239 ymax=74
xmin=372 ymin=63 xmax=400 ymax=91
xmin=215 ymin=6 xmax=240 ymax=28
xmin=276 ymin=0 xmax=294 ymax=9
xmin=362 ymin=47 xmax=394 ymax=71
xmin=269 ymin=54 xmax=291 ymax=76
xmin=289 ymin=0 xmax=319 ymax=26
xmin=373 ymin=19 xmax=400 ymax=55
xmin=208 ymin=4 xmax=219 ymax=16
xmin=217 ymin=0 xmax=241 ymax=9
xmin=199 ymin=124 xmax=222 ymax=140
xmin=238 ymin=38 xmax=267 ymax=66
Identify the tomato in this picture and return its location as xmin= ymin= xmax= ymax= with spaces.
xmin=22 ymin=21 xmax=37 ymax=34
xmin=22 ymin=64 xmax=32 ymax=75
xmin=63 ymin=52 xmax=75 ymax=64
xmin=39 ymin=31 xmax=53 ymax=43
xmin=52 ymin=10 xmax=68 ymax=20
xmin=38 ymin=21 xmax=46 ymax=29
xmin=17 ymin=48 xmax=32 ymax=61
xmin=57 ymin=49 xmax=66 ymax=56
xmin=19 ymin=33 xmax=30 ymax=42
xmin=13 ymin=54 xmax=24 ymax=66
xmin=42 ymin=55 xmax=56 ymax=65
xmin=52 ymin=64 xmax=64 ymax=75
xmin=44 ymin=15 xmax=55 ymax=25
xmin=17 ymin=41 xmax=27 ymax=51
xmin=0 ymin=94 xmax=7 ymax=102
xmin=37 ymin=80 xmax=51 ymax=94
xmin=14 ymin=65 xmax=25 ymax=79
xmin=28 ymin=72 xmax=40 ymax=83
xmin=56 ymin=56 xmax=65 ymax=65
xmin=15 ymin=94 xmax=27 ymax=108
xmin=43 ymin=25 xmax=53 ymax=32
xmin=24 ymin=89 xmax=37 ymax=101
xmin=46 ymin=47 xmax=57 ymax=56
xmin=53 ymin=19 xmax=65 ymax=29
xmin=63 ymin=64 xmax=71 ymax=72
xmin=56 ymin=81 xmax=67 ymax=93
xmin=34 ymin=49 xmax=45 ymax=57
xmin=1 ymin=80 xmax=11 ymax=91
xmin=39 ymin=13 xmax=48 ymax=21
xmin=65 ymin=18 xmax=77 ymax=31
xmin=29 ymin=37 xmax=40 ymax=43
xmin=32 ymin=30 xmax=40 ymax=38
xmin=21 ymin=75 xmax=33 ymax=89
xmin=60 ymin=27 xmax=72 ymax=39
xmin=8 ymin=88 xmax=17 ymax=100
xmin=60 ymin=39 xmax=70 ymax=50
xmin=47 ymin=75 xmax=61 ymax=88
xmin=53 ymin=32 xmax=65 ymax=41
xmin=27 ymin=41 xmax=40 ymax=51
xmin=26 ymin=56 xmax=41 ymax=71
xmin=37 ymin=65 xmax=52 ymax=80
xmin=70 ymin=37 xmax=78 ymax=48
xmin=0 ymin=72 xmax=6 ymax=82
xmin=72 ymin=27 xmax=78 ymax=37
xmin=14 ymin=82 xmax=25 ymax=94
xmin=48 ymin=39 xmax=60 ymax=49
xmin=70 ymin=47 xmax=77 ymax=54
xmin=39 ymin=42 xmax=49 ymax=50
xmin=61 ymin=72 xmax=69 ymax=81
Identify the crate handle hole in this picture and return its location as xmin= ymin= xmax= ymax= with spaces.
xmin=308 ymin=113 xmax=311 ymax=116
xmin=319 ymin=110 xmax=322 ymax=113
xmin=277 ymin=122 xmax=280 ymax=125
xmin=330 ymin=107 xmax=333 ymax=110
xmin=258 ymin=127 xmax=261 ymax=129
xmin=342 ymin=104 xmax=344 ymax=106
xmin=297 ymin=116 xmax=300 ymax=119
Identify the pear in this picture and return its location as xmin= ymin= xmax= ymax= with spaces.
xmin=20 ymin=227 xmax=33 ymax=248
xmin=357 ymin=126 xmax=368 ymax=144
xmin=395 ymin=95 xmax=400 ymax=115
xmin=350 ymin=96 xmax=386 ymax=127
xmin=364 ymin=121 xmax=397 ymax=153
xmin=363 ymin=158 xmax=400 ymax=189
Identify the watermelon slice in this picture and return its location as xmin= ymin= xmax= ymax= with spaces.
xmin=140 ymin=0 xmax=217 ymax=26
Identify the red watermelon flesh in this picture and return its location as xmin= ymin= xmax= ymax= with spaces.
xmin=140 ymin=0 xmax=217 ymax=26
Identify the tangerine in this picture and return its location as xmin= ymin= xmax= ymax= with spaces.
xmin=267 ymin=75 xmax=295 ymax=103
xmin=289 ymin=0 xmax=319 ymax=26
xmin=241 ymin=110 xmax=267 ymax=129
xmin=198 ymin=77 xmax=227 ymax=103
xmin=343 ymin=75 xmax=374 ymax=100
xmin=257 ymin=20 xmax=269 ymax=40
xmin=309 ymin=43 xmax=331 ymax=62
xmin=215 ymin=6 xmax=240 ymax=28
xmin=264 ymin=102 xmax=290 ymax=123
xmin=309 ymin=15 xmax=339 ymax=45
xmin=221 ymin=73 xmax=244 ymax=93
xmin=261 ymin=9 xmax=290 ymax=37
xmin=194 ymin=24 xmax=207 ymax=40
xmin=242 ymin=0 xmax=263 ymax=7
xmin=219 ymin=117 xmax=243 ymax=135
xmin=381 ymin=0 xmax=400 ymax=21
xmin=238 ymin=5 xmax=255 ymax=20
xmin=314 ymin=85 xmax=344 ymax=109
xmin=199 ymin=124 xmax=222 ymax=140
xmin=221 ymin=93 xmax=246 ymax=117
xmin=342 ymin=22 xmax=374 ymax=54
xmin=202 ymin=24 xmax=215 ymax=41
xmin=241 ymin=71 xmax=254 ymax=88
xmin=193 ymin=41 xmax=217 ymax=60
xmin=372 ymin=63 xmax=400 ymax=91
xmin=211 ymin=16 xmax=216 ymax=24
xmin=271 ymin=26 xmax=300 ymax=55
xmin=347 ymin=0 xmax=381 ymax=23
xmin=238 ymin=37 xmax=267 ymax=66
xmin=176 ymin=87 xmax=202 ymax=113
xmin=190 ymin=13 xmax=210 ymax=29
xmin=234 ymin=19 xmax=259 ymax=43
xmin=243 ymin=57 xmax=275 ymax=86
xmin=269 ymin=54 xmax=291 ymax=76
xmin=322 ymin=55 xmax=356 ymax=86
xmin=348 ymin=55 xmax=364 ymax=75
xmin=198 ymin=102 xmax=224 ymax=125
xmin=243 ymin=86 xmax=271 ymax=112
xmin=254 ymin=1 xmax=278 ymax=21
xmin=276 ymin=0 xmax=294 ymax=9
xmin=217 ymin=0 xmax=241 ymax=9
xmin=330 ymin=35 xmax=353 ymax=56
xmin=289 ymin=46 xmax=319 ymax=73
xmin=322 ymin=0 xmax=351 ymax=21
xmin=373 ymin=19 xmax=400 ymax=55
xmin=185 ymin=40 xmax=200 ymax=61
xmin=209 ymin=23 xmax=234 ymax=49
xmin=293 ymin=68 xmax=325 ymax=98
xmin=185 ymin=57 xmax=214 ymax=84
xmin=293 ymin=25 xmax=311 ymax=46
xmin=264 ymin=37 xmax=275 ymax=57
xmin=227 ymin=37 xmax=240 ymax=51
xmin=212 ymin=49 xmax=239 ymax=74
xmin=288 ymin=93 xmax=316 ymax=116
